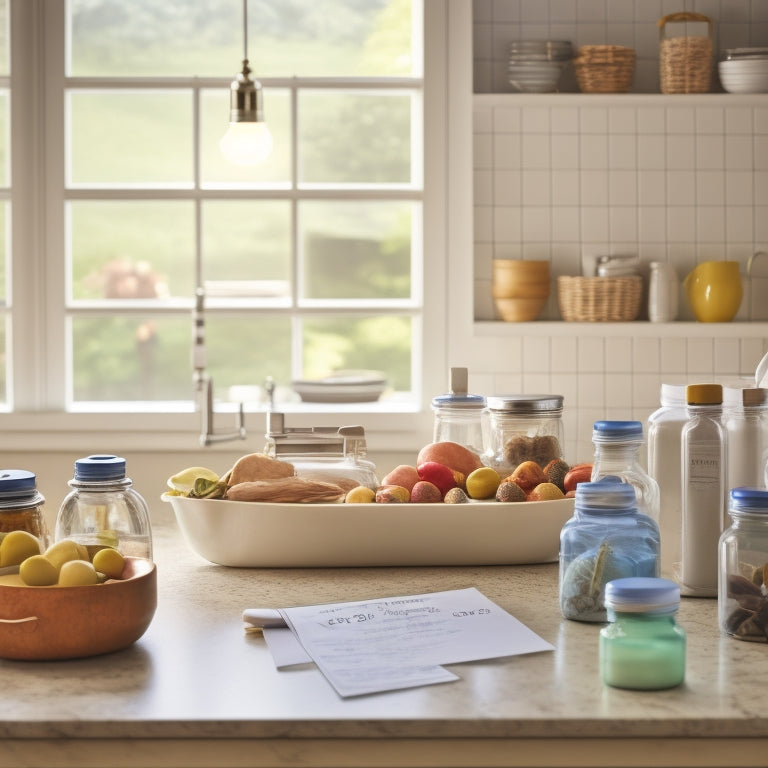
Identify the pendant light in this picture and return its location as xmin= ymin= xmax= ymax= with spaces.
xmin=219 ymin=0 xmax=274 ymax=166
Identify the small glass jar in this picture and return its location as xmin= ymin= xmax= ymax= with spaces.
xmin=484 ymin=394 xmax=564 ymax=476
xmin=56 ymin=455 xmax=153 ymax=560
xmin=559 ymin=478 xmax=660 ymax=622
xmin=600 ymin=577 xmax=686 ymax=690
xmin=718 ymin=487 xmax=768 ymax=643
xmin=431 ymin=368 xmax=487 ymax=456
xmin=591 ymin=420 xmax=660 ymax=523
xmin=0 ymin=470 xmax=50 ymax=550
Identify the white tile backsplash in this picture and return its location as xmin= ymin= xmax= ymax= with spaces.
xmin=472 ymin=0 xmax=768 ymax=461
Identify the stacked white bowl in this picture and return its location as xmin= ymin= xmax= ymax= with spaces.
xmin=508 ymin=40 xmax=573 ymax=93
xmin=719 ymin=48 xmax=768 ymax=94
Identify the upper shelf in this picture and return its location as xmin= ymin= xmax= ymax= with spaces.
xmin=474 ymin=92 xmax=768 ymax=107
xmin=475 ymin=320 xmax=768 ymax=338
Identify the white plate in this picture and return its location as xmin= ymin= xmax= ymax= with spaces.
xmin=163 ymin=494 xmax=575 ymax=568
xmin=292 ymin=372 xmax=387 ymax=403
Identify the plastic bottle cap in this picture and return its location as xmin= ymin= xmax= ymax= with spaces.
xmin=575 ymin=477 xmax=637 ymax=513
xmin=604 ymin=577 xmax=680 ymax=614
xmin=729 ymin=486 xmax=768 ymax=513
xmin=686 ymin=384 xmax=722 ymax=405
xmin=486 ymin=394 xmax=563 ymax=413
xmin=592 ymin=420 xmax=643 ymax=442
xmin=0 ymin=469 xmax=37 ymax=497
xmin=659 ymin=383 xmax=687 ymax=407
xmin=73 ymin=455 xmax=127 ymax=482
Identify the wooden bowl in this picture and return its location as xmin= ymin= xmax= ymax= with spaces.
xmin=494 ymin=296 xmax=548 ymax=322
xmin=492 ymin=260 xmax=551 ymax=299
xmin=0 ymin=557 xmax=156 ymax=660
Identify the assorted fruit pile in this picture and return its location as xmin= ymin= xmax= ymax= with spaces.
xmin=0 ymin=530 xmax=126 ymax=587
xmin=166 ymin=441 xmax=593 ymax=505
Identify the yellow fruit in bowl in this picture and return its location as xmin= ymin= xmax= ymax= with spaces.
xmin=44 ymin=540 xmax=89 ymax=573
xmin=527 ymin=482 xmax=565 ymax=501
xmin=92 ymin=547 xmax=126 ymax=579
xmin=0 ymin=530 xmax=41 ymax=567
xmin=19 ymin=554 xmax=59 ymax=586
xmin=58 ymin=559 xmax=99 ymax=587
xmin=465 ymin=467 xmax=501 ymax=499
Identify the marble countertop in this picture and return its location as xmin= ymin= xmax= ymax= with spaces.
xmin=2 ymin=513 xmax=767 ymax=767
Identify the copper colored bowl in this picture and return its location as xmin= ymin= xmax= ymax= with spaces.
xmin=0 ymin=557 xmax=156 ymax=660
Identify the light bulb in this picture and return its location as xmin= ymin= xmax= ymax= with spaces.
xmin=219 ymin=121 xmax=274 ymax=166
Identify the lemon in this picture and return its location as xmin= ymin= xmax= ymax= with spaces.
xmin=0 ymin=530 xmax=42 ymax=567
xmin=44 ymin=539 xmax=89 ymax=572
xmin=167 ymin=466 xmax=220 ymax=494
xmin=58 ymin=559 xmax=99 ymax=587
xmin=19 ymin=555 xmax=59 ymax=586
xmin=345 ymin=486 xmax=376 ymax=503
xmin=465 ymin=467 xmax=501 ymax=500
xmin=92 ymin=547 xmax=126 ymax=580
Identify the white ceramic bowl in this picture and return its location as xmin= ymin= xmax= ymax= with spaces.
xmin=163 ymin=494 xmax=575 ymax=568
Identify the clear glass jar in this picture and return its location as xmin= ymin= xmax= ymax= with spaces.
xmin=0 ymin=470 xmax=50 ymax=550
xmin=483 ymin=394 xmax=564 ymax=476
xmin=647 ymin=383 xmax=688 ymax=579
xmin=559 ymin=478 xmax=660 ymax=623
xmin=55 ymin=455 xmax=153 ymax=560
xmin=591 ymin=420 xmax=660 ymax=523
xmin=718 ymin=487 xmax=768 ymax=643
xmin=431 ymin=367 xmax=487 ymax=456
xmin=680 ymin=384 xmax=726 ymax=597
xmin=724 ymin=386 xmax=768 ymax=492
xmin=600 ymin=577 xmax=686 ymax=690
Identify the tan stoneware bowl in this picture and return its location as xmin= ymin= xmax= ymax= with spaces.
xmin=0 ymin=557 xmax=156 ymax=660
xmin=494 ymin=296 xmax=549 ymax=322
xmin=492 ymin=259 xmax=551 ymax=301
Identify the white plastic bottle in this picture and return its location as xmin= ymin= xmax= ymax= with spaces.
xmin=648 ymin=261 xmax=679 ymax=323
xmin=647 ymin=383 xmax=688 ymax=579
xmin=680 ymin=384 xmax=726 ymax=597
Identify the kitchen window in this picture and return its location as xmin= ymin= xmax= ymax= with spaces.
xmin=3 ymin=0 xmax=446 ymax=448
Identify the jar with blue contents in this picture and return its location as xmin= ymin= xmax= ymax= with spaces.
xmin=559 ymin=478 xmax=661 ymax=622
xmin=600 ymin=577 xmax=686 ymax=690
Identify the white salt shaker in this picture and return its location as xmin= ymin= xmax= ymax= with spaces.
xmin=648 ymin=262 xmax=679 ymax=323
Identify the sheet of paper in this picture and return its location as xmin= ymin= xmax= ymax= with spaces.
xmin=278 ymin=587 xmax=553 ymax=698
xmin=262 ymin=627 xmax=312 ymax=667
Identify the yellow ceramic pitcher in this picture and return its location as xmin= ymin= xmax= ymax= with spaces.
xmin=683 ymin=261 xmax=743 ymax=322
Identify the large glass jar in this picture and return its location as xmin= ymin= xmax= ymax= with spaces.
xmin=0 ymin=470 xmax=50 ymax=551
xmin=431 ymin=367 xmax=487 ymax=456
xmin=718 ymin=487 xmax=768 ymax=643
xmin=484 ymin=394 xmax=564 ymax=477
xmin=559 ymin=478 xmax=660 ymax=623
xmin=56 ymin=455 xmax=153 ymax=560
xmin=724 ymin=386 xmax=768 ymax=492
xmin=600 ymin=577 xmax=686 ymax=690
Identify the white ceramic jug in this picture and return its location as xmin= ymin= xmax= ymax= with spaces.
xmin=648 ymin=262 xmax=679 ymax=323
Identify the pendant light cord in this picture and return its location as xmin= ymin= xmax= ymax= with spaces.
xmin=242 ymin=0 xmax=248 ymax=62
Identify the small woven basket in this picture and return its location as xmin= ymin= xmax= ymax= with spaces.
xmin=659 ymin=12 xmax=713 ymax=94
xmin=557 ymin=276 xmax=642 ymax=322
xmin=573 ymin=45 xmax=636 ymax=93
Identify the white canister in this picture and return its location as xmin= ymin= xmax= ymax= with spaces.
xmin=648 ymin=262 xmax=679 ymax=323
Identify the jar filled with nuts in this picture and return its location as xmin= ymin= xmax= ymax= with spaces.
xmin=483 ymin=394 xmax=565 ymax=477
xmin=0 ymin=470 xmax=50 ymax=551
xmin=719 ymin=487 xmax=768 ymax=642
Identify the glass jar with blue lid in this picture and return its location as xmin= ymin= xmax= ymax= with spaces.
xmin=431 ymin=367 xmax=487 ymax=456
xmin=718 ymin=487 xmax=768 ymax=642
xmin=559 ymin=478 xmax=661 ymax=622
xmin=0 ymin=470 xmax=50 ymax=550
xmin=55 ymin=455 xmax=152 ymax=560
xmin=600 ymin=577 xmax=686 ymax=690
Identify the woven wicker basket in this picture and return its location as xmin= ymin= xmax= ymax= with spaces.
xmin=573 ymin=45 xmax=635 ymax=93
xmin=557 ymin=276 xmax=642 ymax=322
xmin=659 ymin=12 xmax=713 ymax=94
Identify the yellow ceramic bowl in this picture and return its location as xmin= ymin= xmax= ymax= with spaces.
xmin=684 ymin=260 xmax=743 ymax=322
xmin=0 ymin=557 xmax=156 ymax=660
xmin=494 ymin=296 xmax=548 ymax=322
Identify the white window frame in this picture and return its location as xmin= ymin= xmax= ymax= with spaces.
xmin=1 ymin=0 xmax=449 ymax=454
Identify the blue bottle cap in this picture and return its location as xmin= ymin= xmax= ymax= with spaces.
xmin=729 ymin=486 xmax=768 ymax=513
xmin=592 ymin=420 xmax=643 ymax=442
xmin=0 ymin=469 xmax=38 ymax=499
xmin=604 ymin=577 xmax=680 ymax=614
xmin=575 ymin=477 xmax=636 ymax=514
xmin=431 ymin=393 xmax=486 ymax=410
xmin=73 ymin=455 xmax=127 ymax=482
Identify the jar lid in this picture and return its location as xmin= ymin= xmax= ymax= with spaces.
xmin=686 ymin=383 xmax=722 ymax=405
xmin=431 ymin=393 xmax=486 ymax=410
xmin=659 ymin=383 xmax=687 ymax=407
xmin=73 ymin=455 xmax=127 ymax=482
xmin=575 ymin=477 xmax=637 ymax=514
xmin=0 ymin=469 xmax=45 ymax=509
xmin=729 ymin=486 xmax=768 ymax=514
xmin=604 ymin=577 xmax=680 ymax=614
xmin=486 ymin=394 xmax=563 ymax=413
xmin=592 ymin=420 xmax=643 ymax=442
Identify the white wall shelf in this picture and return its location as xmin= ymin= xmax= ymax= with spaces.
xmin=475 ymin=93 xmax=768 ymax=107
xmin=475 ymin=320 xmax=768 ymax=338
